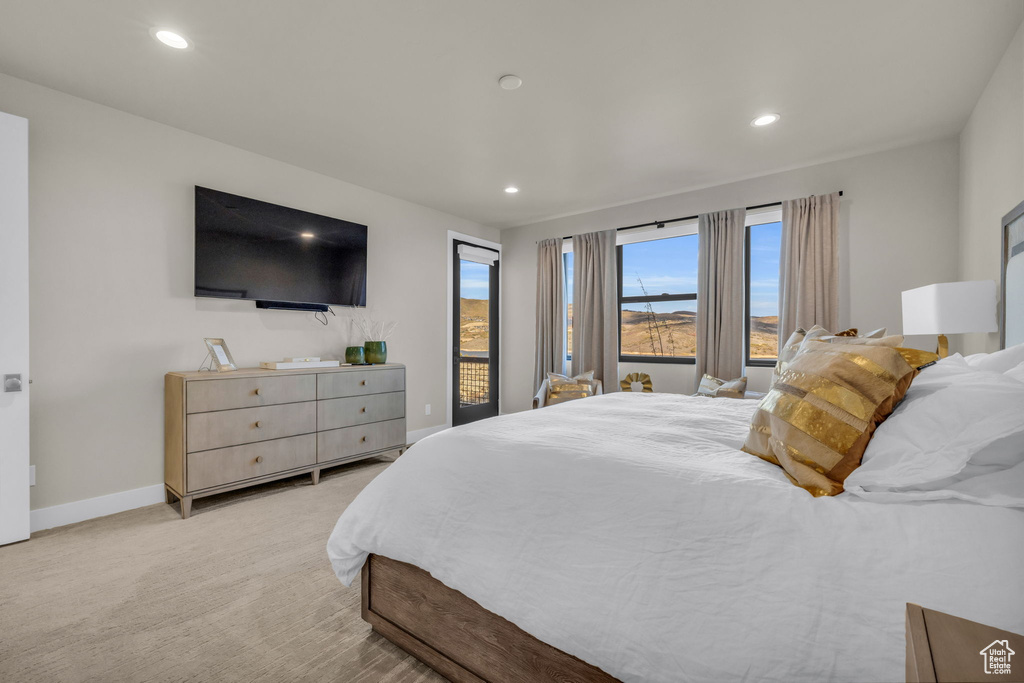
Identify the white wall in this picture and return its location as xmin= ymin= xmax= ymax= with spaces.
xmin=0 ymin=73 xmax=499 ymax=511
xmin=958 ymin=20 xmax=1024 ymax=354
xmin=500 ymin=138 xmax=961 ymax=414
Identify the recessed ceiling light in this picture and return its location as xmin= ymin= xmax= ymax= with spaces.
xmin=150 ymin=27 xmax=190 ymax=49
xmin=751 ymin=113 xmax=780 ymax=127
xmin=300 ymin=232 xmax=315 ymax=238
xmin=498 ymin=75 xmax=523 ymax=91
xmin=504 ymin=186 xmax=519 ymax=194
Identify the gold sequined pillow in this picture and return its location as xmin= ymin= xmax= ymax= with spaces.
xmin=770 ymin=328 xmax=809 ymax=389
xmin=696 ymin=374 xmax=748 ymax=399
xmin=742 ymin=343 xmax=918 ymax=496
xmin=772 ymin=326 xmax=897 ymax=390
xmin=547 ymin=371 xmax=596 ymax=405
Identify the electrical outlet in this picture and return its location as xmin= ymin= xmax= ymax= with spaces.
xmin=29 ymin=465 xmax=35 ymax=486
xmin=425 ymin=404 xmax=431 ymax=416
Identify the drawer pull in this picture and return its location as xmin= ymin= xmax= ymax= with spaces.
xmin=360 ymin=406 xmax=366 ymax=413
xmin=254 ymin=421 xmax=262 ymax=428
xmin=255 ymin=387 xmax=262 ymax=396
xmin=360 ymin=380 xmax=367 ymax=386
xmin=360 ymin=436 xmax=367 ymax=443
xmin=255 ymin=456 xmax=264 ymax=464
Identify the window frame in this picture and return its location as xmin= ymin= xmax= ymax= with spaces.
xmin=744 ymin=213 xmax=783 ymax=368
xmin=616 ymin=234 xmax=698 ymax=365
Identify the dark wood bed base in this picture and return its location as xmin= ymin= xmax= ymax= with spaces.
xmin=361 ymin=554 xmax=621 ymax=682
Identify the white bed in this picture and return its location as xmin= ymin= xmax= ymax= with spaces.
xmin=328 ymin=366 xmax=1024 ymax=682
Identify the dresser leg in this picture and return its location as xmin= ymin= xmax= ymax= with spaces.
xmin=165 ymin=487 xmax=175 ymax=505
xmin=311 ymin=469 xmax=320 ymax=485
xmin=180 ymin=496 xmax=193 ymax=520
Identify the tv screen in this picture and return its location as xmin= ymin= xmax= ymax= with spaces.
xmin=194 ymin=186 xmax=367 ymax=307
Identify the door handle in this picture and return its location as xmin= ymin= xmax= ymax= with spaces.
xmin=3 ymin=374 xmax=22 ymax=392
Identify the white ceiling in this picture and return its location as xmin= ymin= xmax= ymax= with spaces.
xmin=0 ymin=1 xmax=1021 ymax=228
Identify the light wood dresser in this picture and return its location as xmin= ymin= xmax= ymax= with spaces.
xmin=165 ymin=364 xmax=406 ymax=518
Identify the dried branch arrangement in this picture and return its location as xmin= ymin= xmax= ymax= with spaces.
xmin=353 ymin=310 xmax=398 ymax=341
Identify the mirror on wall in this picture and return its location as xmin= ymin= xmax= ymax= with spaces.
xmin=1002 ymin=200 xmax=1024 ymax=349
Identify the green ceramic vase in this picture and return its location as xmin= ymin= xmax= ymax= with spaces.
xmin=345 ymin=346 xmax=365 ymax=364
xmin=364 ymin=341 xmax=387 ymax=364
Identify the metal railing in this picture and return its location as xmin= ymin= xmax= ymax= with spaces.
xmin=459 ymin=356 xmax=490 ymax=406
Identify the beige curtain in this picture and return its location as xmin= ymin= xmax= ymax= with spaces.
xmin=694 ymin=208 xmax=746 ymax=390
xmin=534 ymin=238 xmax=565 ymax=392
xmin=572 ymin=230 xmax=618 ymax=388
xmin=780 ymin=192 xmax=840 ymax=344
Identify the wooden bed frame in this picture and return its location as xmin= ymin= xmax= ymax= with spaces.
xmin=361 ymin=554 xmax=621 ymax=682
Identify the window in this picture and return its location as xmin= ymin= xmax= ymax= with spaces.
xmin=745 ymin=221 xmax=782 ymax=365
xmin=564 ymin=250 xmax=573 ymax=361
xmin=617 ymin=234 xmax=698 ymax=363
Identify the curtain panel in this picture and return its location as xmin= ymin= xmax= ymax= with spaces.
xmin=694 ymin=208 xmax=746 ymax=390
xmin=572 ymin=230 xmax=618 ymax=387
xmin=534 ymin=238 xmax=565 ymax=392
xmin=780 ymin=192 xmax=840 ymax=344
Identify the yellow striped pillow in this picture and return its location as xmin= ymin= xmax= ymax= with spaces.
xmin=742 ymin=343 xmax=918 ymax=496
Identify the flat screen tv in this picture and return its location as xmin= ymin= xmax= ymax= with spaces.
xmin=194 ymin=186 xmax=367 ymax=308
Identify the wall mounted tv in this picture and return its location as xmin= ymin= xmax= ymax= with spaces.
xmin=194 ymin=186 xmax=367 ymax=310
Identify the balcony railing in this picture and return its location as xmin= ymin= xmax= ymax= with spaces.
xmin=459 ymin=355 xmax=490 ymax=407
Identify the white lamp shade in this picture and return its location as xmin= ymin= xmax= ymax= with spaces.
xmin=901 ymin=280 xmax=998 ymax=335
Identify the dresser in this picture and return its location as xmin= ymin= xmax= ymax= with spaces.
xmin=165 ymin=364 xmax=406 ymax=519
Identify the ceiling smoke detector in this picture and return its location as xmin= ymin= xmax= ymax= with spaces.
xmin=498 ymin=75 xmax=523 ymax=90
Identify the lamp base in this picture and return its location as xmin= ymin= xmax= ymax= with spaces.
xmin=936 ymin=334 xmax=948 ymax=358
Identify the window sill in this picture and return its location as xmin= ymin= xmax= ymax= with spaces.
xmin=619 ymin=355 xmax=695 ymax=365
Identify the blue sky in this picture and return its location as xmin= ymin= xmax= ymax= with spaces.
xmin=462 ymin=222 xmax=780 ymax=317
xmin=460 ymin=260 xmax=490 ymax=299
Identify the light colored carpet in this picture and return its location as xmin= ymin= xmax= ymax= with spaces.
xmin=0 ymin=456 xmax=446 ymax=683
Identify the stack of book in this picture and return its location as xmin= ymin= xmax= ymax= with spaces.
xmin=259 ymin=357 xmax=340 ymax=370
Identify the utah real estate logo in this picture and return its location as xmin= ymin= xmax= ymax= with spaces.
xmin=980 ymin=639 xmax=1015 ymax=675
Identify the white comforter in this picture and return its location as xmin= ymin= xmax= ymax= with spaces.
xmin=328 ymin=393 xmax=1024 ymax=683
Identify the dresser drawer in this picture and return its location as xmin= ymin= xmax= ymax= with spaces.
xmin=187 ymin=374 xmax=315 ymax=413
xmin=187 ymin=434 xmax=316 ymax=491
xmin=186 ymin=402 xmax=316 ymax=452
xmin=317 ymin=368 xmax=405 ymax=400
xmin=318 ymin=392 xmax=405 ymax=431
xmin=318 ymin=418 xmax=406 ymax=463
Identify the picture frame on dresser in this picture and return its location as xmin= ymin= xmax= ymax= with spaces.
xmin=164 ymin=363 xmax=406 ymax=519
xmin=203 ymin=337 xmax=237 ymax=372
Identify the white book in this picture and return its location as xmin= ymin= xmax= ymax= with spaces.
xmin=260 ymin=360 xmax=340 ymax=370
xmin=285 ymin=357 xmax=320 ymax=362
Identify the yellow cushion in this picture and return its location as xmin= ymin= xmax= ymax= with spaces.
xmin=547 ymin=371 xmax=596 ymax=405
xmin=742 ymin=342 xmax=918 ymax=496
xmin=771 ymin=326 xmax=896 ymax=390
xmin=696 ymin=374 xmax=748 ymax=399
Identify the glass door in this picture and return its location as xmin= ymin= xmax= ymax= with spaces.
xmin=452 ymin=240 xmax=499 ymax=426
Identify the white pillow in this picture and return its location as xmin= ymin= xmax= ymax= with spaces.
xmin=1005 ymin=360 xmax=1024 ymax=384
xmin=844 ymin=363 xmax=1024 ymax=507
xmin=964 ymin=342 xmax=1024 ymax=374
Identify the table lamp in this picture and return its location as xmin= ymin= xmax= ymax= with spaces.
xmin=901 ymin=280 xmax=998 ymax=357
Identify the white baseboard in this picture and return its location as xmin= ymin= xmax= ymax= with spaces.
xmin=30 ymin=484 xmax=165 ymax=533
xmin=407 ymin=424 xmax=449 ymax=444
xmin=30 ymin=429 xmax=451 ymax=533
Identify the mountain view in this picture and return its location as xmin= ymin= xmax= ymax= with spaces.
xmin=459 ymin=297 xmax=490 ymax=352
xmin=461 ymin=299 xmax=778 ymax=359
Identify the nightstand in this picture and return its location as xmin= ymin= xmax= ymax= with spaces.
xmin=906 ymin=603 xmax=1023 ymax=682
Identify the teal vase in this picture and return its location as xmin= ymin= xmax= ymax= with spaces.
xmin=345 ymin=346 xmax=365 ymax=364
xmin=364 ymin=341 xmax=387 ymax=364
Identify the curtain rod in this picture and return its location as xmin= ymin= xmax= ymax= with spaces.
xmin=552 ymin=191 xmax=843 ymax=241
